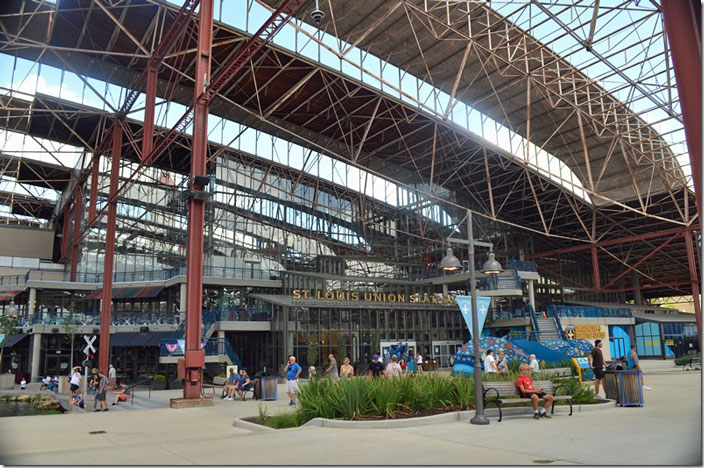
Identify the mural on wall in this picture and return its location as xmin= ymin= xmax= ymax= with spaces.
xmin=450 ymin=336 xmax=594 ymax=374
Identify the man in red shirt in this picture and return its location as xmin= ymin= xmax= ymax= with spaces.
xmin=516 ymin=363 xmax=555 ymax=419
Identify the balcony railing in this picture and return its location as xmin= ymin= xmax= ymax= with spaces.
xmin=159 ymin=337 xmax=244 ymax=368
xmin=25 ymin=311 xmax=179 ymax=327
xmin=508 ymin=258 xmax=538 ymax=272
xmin=491 ymin=305 xmax=533 ymax=321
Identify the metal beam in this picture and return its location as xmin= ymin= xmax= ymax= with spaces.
xmin=98 ymin=122 xmax=122 ymax=374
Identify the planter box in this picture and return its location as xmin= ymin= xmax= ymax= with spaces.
xmin=152 ymin=380 xmax=166 ymax=390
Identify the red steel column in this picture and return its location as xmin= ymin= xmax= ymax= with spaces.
xmin=142 ymin=62 xmax=158 ymax=162
xmin=70 ymin=185 xmax=83 ymax=282
xmin=684 ymin=231 xmax=702 ymax=349
xmin=662 ymin=1 xmax=701 ymax=222
xmin=182 ymin=0 xmax=213 ymax=399
xmin=88 ymin=154 xmax=100 ymax=223
xmin=61 ymin=205 xmax=70 ymax=259
xmin=98 ymin=124 xmax=122 ymax=374
xmin=591 ymin=246 xmax=601 ymax=292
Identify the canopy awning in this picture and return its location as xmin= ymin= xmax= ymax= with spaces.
xmin=86 ymin=286 xmax=164 ymax=301
xmin=109 ymin=331 xmax=173 ymax=348
xmin=1 ymin=334 xmax=28 ymax=348
xmin=0 ymin=290 xmax=23 ymax=302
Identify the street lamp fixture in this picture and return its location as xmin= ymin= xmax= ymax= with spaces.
xmin=439 ymin=209 xmax=503 ymax=425
xmin=439 ymin=248 xmax=462 ymax=271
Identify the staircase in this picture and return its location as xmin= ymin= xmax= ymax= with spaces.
xmin=535 ymin=316 xmax=563 ymax=342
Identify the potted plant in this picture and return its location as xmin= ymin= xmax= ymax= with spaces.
xmin=152 ymin=374 xmax=167 ymax=390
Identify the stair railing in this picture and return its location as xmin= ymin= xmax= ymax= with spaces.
xmin=545 ymin=306 xmax=567 ymax=340
xmin=528 ymin=304 xmax=541 ymax=337
xmin=124 ymin=377 xmax=154 ymax=406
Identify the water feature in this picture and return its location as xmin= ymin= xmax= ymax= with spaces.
xmin=0 ymin=402 xmax=63 ymax=417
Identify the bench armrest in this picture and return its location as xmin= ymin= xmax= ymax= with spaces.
xmin=483 ymin=387 xmax=500 ymax=401
xmin=552 ymin=384 xmax=571 ymax=397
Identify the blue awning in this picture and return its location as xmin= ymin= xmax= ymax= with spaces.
xmin=1 ymin=334 xmax=28 ymax=348
xmin=109 ymin=332 xmax=172 ymax=348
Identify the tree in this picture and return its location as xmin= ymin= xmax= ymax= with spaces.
xmin=307 ymin=332 xmax=319 ymax=369
xmin=336 ymin=331 xmax=347 ymax=361
xmin=0 ymin=314 xmax=20 ymax=373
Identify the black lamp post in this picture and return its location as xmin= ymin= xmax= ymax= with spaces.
xmin=440 ymin=209 xmax=503 ymax=425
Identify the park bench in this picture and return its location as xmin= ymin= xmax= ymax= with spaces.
xmin=482 ymin=380 xmax=573 ymax=422
xmin=207 ymin=376 xmax=256 ymax=400
xmin=683 ymin=357 xmax=701 ymax=371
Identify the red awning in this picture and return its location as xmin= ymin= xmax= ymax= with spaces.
xmin=0 ymin=291 xmax=22 ymax=302
xmin=86 ymin=286 xmax=163 ymax=300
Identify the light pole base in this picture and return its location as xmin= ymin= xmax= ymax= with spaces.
xmin=470 ymin=413 xmax=490 ymax=425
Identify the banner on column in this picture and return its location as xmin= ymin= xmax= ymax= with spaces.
xmin=456 ymin=296 xmax=492 ymax=337
xmin=177 ymin=339 xmax=186 ymax=352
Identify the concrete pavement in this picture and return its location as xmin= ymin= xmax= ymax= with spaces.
xmin=0 ymin=359 xmax=700 ymax=465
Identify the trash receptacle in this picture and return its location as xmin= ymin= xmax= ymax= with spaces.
xmin=604 ymin=369 xmax=643 ymax=407
xmin=261 ymin=376 xmax=277 ymax=401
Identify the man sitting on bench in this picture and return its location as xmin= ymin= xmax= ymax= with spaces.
xmin=223 ymin=368 xmax=238 ymax=401
xmin=516 ymin=363 xmax=555 ymax=419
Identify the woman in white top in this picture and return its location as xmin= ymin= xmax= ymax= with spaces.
xmin=483 ymin=349 xmax=498 ymax=373
xmin=69 ymin=366 xmax=81 ymax=394
xmin=416 ymin=352 xmax=424 ymax=373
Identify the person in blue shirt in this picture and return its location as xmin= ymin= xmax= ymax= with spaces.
xmin=236 ymin=369 xmax=252 ymax=401
xmin=626 ymin=344 xmax=651 ymax=391
xmin=224 ymin=368 xmax=238 ymax=401
xmin=284 ymin=356 xmax=302 ymax=406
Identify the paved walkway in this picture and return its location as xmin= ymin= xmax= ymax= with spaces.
xmin=0 ymin=360 xmax=700 ymax=465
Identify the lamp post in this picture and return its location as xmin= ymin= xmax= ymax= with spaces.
xmin=440 ymin=209 xmax=503 ymax=425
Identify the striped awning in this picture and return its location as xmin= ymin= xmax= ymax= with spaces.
xmin=86 ymin=286 xmax=163 ymax=300
xmin=0 ymin=290 xmax=22 ymax=302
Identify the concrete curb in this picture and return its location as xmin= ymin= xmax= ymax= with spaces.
xmin=232 ymin=417 xmax=277 ymax=432
xmin=232 ymin=400 xmax=616 ymax=431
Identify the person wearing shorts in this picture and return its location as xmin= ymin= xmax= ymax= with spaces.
xmin=284 ymin=356 xmax=302 ymax=406
xmin=69 ymin=367 xmax=81 ymax=394
xmin=589 ymin=339 xmax=606 ymax=397
xmin=96 ymin=370 xmax=109 ymax=412
xmin=516 ymin=363 xmax=554 ymax=419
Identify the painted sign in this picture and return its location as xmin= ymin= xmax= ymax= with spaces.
xmin=292 ymin=289 xmax=457 ymax=305
xmin=574 ymin=324 xmax=605 ymax=339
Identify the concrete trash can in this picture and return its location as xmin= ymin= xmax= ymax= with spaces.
xmin=604 ymin=369 xmax=644 ymax=407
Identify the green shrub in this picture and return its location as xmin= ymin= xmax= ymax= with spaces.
xmin=153 ymin=375 xmax=166 ymax=382
xmin=266 ymin=411 xmax=305 ymax=429
xmin=674 ymin=354 xmax=700 ymax=366
xmin=555 ymin=378 xmax=596 ymax=404
xmin=257 ymin=403 xmax=270 ymax=422
xmin=450 ymin=375 xmax=475 ymax=410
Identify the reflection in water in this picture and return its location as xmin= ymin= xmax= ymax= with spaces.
xmin=0 ymin=402 xmax=63 ymax=417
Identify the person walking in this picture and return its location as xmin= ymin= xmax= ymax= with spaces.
xmin=399 ymin=358 xmax=407 ymax=375
xmin=385 ymin=355 xmax=402 ymax=379
xmin=416 ymin=352 xmax=424 ymax=373
xmin=325 ymin=353 xmax=339 ymax=380
xmin=529 ymin=354 xmax=540 ymax=374
xmin=626 ymin=344 xmax=651 ymax=390
xmin=496 ymin=349 xmax=509 ymax=375
xmin=283 ymin=356 xmax=302 ymax=406
xmin=108 ymin=364 xmax=117 ymax=388
xmin=589 ymin=340 xmax=606 ymax=397
xmin=339 ymin=357 xmax=354 ymax=379
xmin=406 ymin=351 xmax=418 ymax=375
xmin=368 ymin=354 xmax=385 ymax=379
xmin=483 ymin=349 xmax=498 ymax=374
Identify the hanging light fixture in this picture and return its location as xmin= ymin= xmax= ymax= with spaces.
xmin=480 ymin=251 xmax=503 ymax=275
xmin=439 ymin=247 xmax=462 ymax=271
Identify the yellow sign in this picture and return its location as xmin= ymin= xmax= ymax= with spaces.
xmin=573 ymin=324 xmax=605 ymax=339
xmin=665 ymin=339 xmax=674 ymax=346
xmin=291 ymin=289 xmax=457 ymax=305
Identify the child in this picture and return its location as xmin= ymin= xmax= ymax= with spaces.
xmin=20 ymin=378 xmax=26 ymax=390
xmin=71 ymin=392 xmax=86 ymax=409
xmin=516 ymin=363 xmax=554 ymax=419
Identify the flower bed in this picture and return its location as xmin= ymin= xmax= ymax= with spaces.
xmin=249 ymin=371 xmax=596 ymax=429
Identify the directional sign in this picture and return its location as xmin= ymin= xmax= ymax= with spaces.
xmin=82 ymin=335 xmax=97 ymax=355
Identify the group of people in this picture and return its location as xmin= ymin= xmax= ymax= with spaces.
xmin=482 ymin=348 xmax=541 ymax=375
xmin=67 ymin=364 xmax=125 ymax=411
xmin=222 ymin=368 xmax=252 ymax=401
xmin=590 ymin=339 xmax=651 ymax=399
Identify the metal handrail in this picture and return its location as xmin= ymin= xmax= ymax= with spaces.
xmin=123 ymin=376 xmax=154 ymax=406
